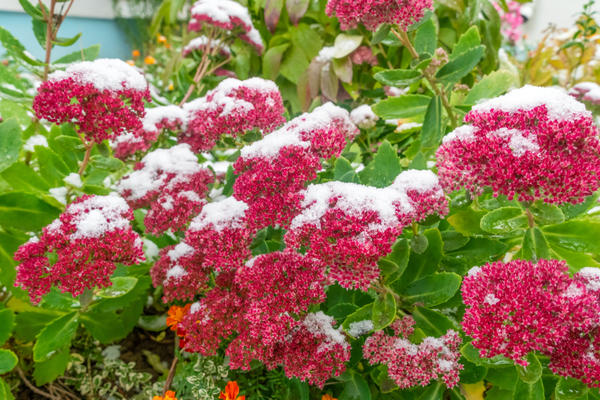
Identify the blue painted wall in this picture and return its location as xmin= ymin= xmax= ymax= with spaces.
xmin=0 ymin=11 xmax=133 ymax=61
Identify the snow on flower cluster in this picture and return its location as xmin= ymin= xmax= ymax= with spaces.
xmin=462 ymin=260 xmax=600 ymax=386
xmin=181 ymin=77 xmax=285 ymax=152
xmin=177 ymin=252 xmax=349 ymax=387
xmin=363 ymin=316 xmax=463 ymax=389
xmin=285 ymin=170 xmax=448 ymax=290
xmin=233 ymin=102 xmax=359 ymax=228
xmin=326 ymin=0 xmax=433 ymax=31
xmin=188 ymin=0 xmax=264 ymax=53
xmin=436 ymin=85 xmax=600 ymax=204
xmin=570 ymin=82 xmax=600 ymax=106
xmin=33 ymin=59 xmax=150 ymax=144
xmin=111 ymin=105 xmax=186 ymax=159
xmin=350 ymin=104 xmax=379 ymax=129
xmin=14 ymin=194 xmax=144 ymax=304
xmin=182 ymin=36 xmax=231 ymax=58
xmin=116 ymin=144 xmax=214 ymax=234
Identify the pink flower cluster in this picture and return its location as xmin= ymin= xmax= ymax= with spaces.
xmin=181 ymin=78 xmax=285 ymax=152
xmin=178 ymin=252 xmax=350 ymax=386
xmin=116 ymin=144 xmax=214 ymax=234
xmin=436 ymin=85 xmax=600 ymax=204
xmin=493 ymin=1 xmax=524 ymax=42
xmin=14 ymin=194 xmax=144 ymax=304
xmin=112 ymin=105 xmax=186 ymax=160
xmin=326 ymin=0 xmax=433 ymax=31
xmin=462 ymin=260 xmax=600 ymax=386
xmin=233 ymin=103 xmax=359 ymax=228
xmin=570 ymin=82 xmax=600 ymax=106
xmin=285 ymin=170 xmax=448 ymax=290
xmin=188 ymin=0 xmax=264 ymax=53
xmin=182 ymin=36 xmax=231 ymax=58
xmin=364 ymin=316 xmax=463 ymax=389
xmin=33 ymin=59 xmax=150 ymax=144
xmin=351 ymin=46 xmax=378 ymax=66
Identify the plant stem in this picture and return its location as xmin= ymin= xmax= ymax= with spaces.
xmin=17 ymin=367 xmax=57 ymax=399
xmin=162 ymin=355 xmax=179 ymax=396
xmin=79 ymin=288 xmax=94 ymax=311
xmin=42 ymin=0 xmax=57 ymax=81
xmin=78 ymin=143 xmax=93 ymax=176
xmin=391 ymin=28 xmax=458 ymax=129
xmin=525 ymin=208 xmax=535 ymax=228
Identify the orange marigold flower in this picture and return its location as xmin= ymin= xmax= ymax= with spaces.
xmin=157 ymin=34 xmax=167 ymax=44
xmin=219 ymin=381 xmax=245 ymax=400
xmin=322 ymin=395 xmax=337 ymax=400
xmin=153 ymin=390 xmax=177 ymax=400
xmin=126 ymin=60 xmax=135 ymax=66
xmin=132 ymin=49 xmax=140 ymax=57
xmin=167 ymin=83 xmax=174 ymax=91
xmin=167 ymin=304 xmax=191 ymax=332
xmin=144 ymin=56 xmax=156 ymax=65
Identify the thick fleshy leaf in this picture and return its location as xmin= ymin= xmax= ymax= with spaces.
xmin=97 ymin=277 xmax=138 ymax=299
xmin=33 ymin=312 xmax=78 ymax=362
xmin=372 ymin=94 xmax=430 ymax=119
xmin=516 ymin=353 xmax=542 ymax=384
xmin=0 ymin=118 xmax=21 ymax=173
xmin=358 ymin=140 xmax=401 ymax=188
xmin=371 ymin=292 xmax=396 ymax=330
xmin=332 ymin=34 xmax=362 ymax=58
xmin=436 ymin=45 xmax=485 ymax=85
xmin=480 ymin=207 xmax=528 ymax=234
xmin=402 ymin=272 xmax=461 ymax=307
xmin=0 ymin=350 xmax=17 ymax=374
xmin=373 ymin=69 xmax=422 ymax=86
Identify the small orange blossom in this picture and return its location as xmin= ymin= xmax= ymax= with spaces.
xmin=126 ymin=60 xmax=135 ymax=66
xmin=167 ymin=83 xmax=174 ymax=91
xmin=132 ymin=49 xmax=140 ymax=57
xmin=322 ymin=395 xmax=337 ymax=400
xmin=157 ymin=34 xmax=167 ymax=44
xmin=166 ymin=304 xmax=191 ymax=332
xmin=219 ymin=381 xmax=245 ymax=400
xmin=144 ymin=55 xmax=156 ymax=65
xmin=152 ymin=390 xmax=177 ymax=400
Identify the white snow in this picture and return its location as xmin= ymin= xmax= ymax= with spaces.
xmin=442 ymin=125 xmax=477 ymax=144
xmin=188 ymin=197 xmax=248 ymax=232
xmin=577 ymin=267 xmax=600 ymax=292
xmin=316 ymin=46 xmax=336 ymax=62
xmin=303 ymin=311 xmax=348 ymax=348
xmin=49 ymin=187 xmax=68 ymax=205
xmin=467 ymin=266 xmax=482 ymax=277
xmin=491 ymin=128 xmax=539 ymax=156
xmin=23 ymin=134 xmax=48 ymax=152
xmin=49 ymin=58 xmax=148 ymax=92
xmin=64 ymin=173 xmax=83 ymax=188
xmin=472 ymin=85 xmax=589 ymax=121
xmin=350 ymin=105 xmax=378 ymax=129
xmin=143 ymin=105 xmax=186 ymax=132
xmin=347 ymin=320 xmax=374 ymax=337
xmin=167 ymin=242 xmax=195 ymax=262
xmin=484 ymin=293 xmax=500 ymax=305
xmin=183 ymin=36 xmax=231 ymax=56
xmin=143 ymin=238 xmax=159 ymax=259
xmin=166 ymin=265 xmax=188 ymax=280
xmin=69 ymin=194 xmax=131 ymax=239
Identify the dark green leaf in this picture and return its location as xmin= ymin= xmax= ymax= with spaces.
xmin=97 ymin=276 xmax=138 ymax=298
xmin=373 ymin=94 xmax=430 ymax=120
xmin=529 ymin=201 xmax=565 ymax=226
xmin=33 ymin=348 xmax=70 ymax=385
xmin=13 ymin=310 xmax=63 ymax=342
xmin=461 ymin=342 xmax=512 ymax=367
xmin=0 ymin=350 xmax=17 ymax=374
xmin=18 ymin=0 xmax=44 ymax=20
xmin=33 ymin=312 xmax=78 ymax=362
xmin=412 ymin=306 xmax=456 ymax=337
xmin=328 ymin=303 xmax=359 ymax=321
xmin=0 ymin=192 xmax=61 ymax=231
xmin=417 ymin=382 xmax=444 ymax=399
xmin=436 ymin=45 xmax=485 ymax=85
xmin=516 ymin=353 xmax=542 ymax=384
xmin=420 ymin=96 xmax=443 ymax=150
xmin=371 ymin=292 xmax=396 ymax=330
xmin=414 ymin=18 xmax=437 ymax=56
xmin=480 ymin=207 xmax=528 ymax=234
xmin=373 ymin=69 xmax=422 ymax=86
xmin=359 ymin=140 xmax=401 ymax=188
xmin=334 ymin=157 xmax=360 ymax=183
xmin=0 ymin=119 xmax=22 ymax=173
xmin=555 ymin=377 xmax=589 ymax=400
xmin=460 ymin=358 xmax=488 ymax=384
xmin=395 ymin=229 xmax=443 ymax=289
xmin=32 ymin=19 xmax=46 ymax=48
xmin=442 ymin=231 xmax=470 ymax=252
xmin=543 ymin=220 xmax=600 ymax=269
xmin=402 ymin=272 xmax=461 ymax=307
xmin=486 ymin=367 xmax=517 ymax=390
xmin=451 ymin=26 xmax=481 ymax=59
xmin=0 ymin=378 xmax=14 ymax=400
xmin=514 ymin=377 xmax=545 ymax=400
xmin=372 ymin=25 xmax=391 ymax=44
xmin=342 ymin=303 xmax=373 ymax=337
xmin=0 ymin=308 xmax=15 ymax=345
xmin=518 ymin=227 xmax=550 ymax=261
xmin=444 ymin=238 xmax=508 ymax=267
xmin=339 ymin=370 xmax=371 ymax=400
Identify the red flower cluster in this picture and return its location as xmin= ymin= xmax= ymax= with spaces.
xmin=285 ymin=170 xmax=448 ymax=290
xmin=33 ymin=59 xmax=150 ymax=144
xmin=436 ymin=85 xmax=600 ymax=204
xmin=181 ymin=78 xmax=285 ymax=152
xmin=112 ymin=105 xmax=186 ymax=160
xmin=364 ymin=316 xmax=462 ymax=389
xmin=462 ymin=260 xmax=600 ymax=385
xmin=326 ymin=0 xmax=433 ymax=31
xmin=116 ymin=144 xmax=214 ymax=234
xmin=14 ymin=194 xmax=144 ymax=304
xmin=188 ymin=0 xmax=264 ymax=53
xmin=233 ymin=103 xmax=358 ymax=228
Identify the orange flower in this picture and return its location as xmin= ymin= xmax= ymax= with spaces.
xmin=126 ymin=60 xmax=135 ymax=66
xmin=157 ymin=34 xmax=167 ymax=44
xmin=144 ymin=56 xmax=156 ymax=65
xmin=152 ymin=390 xmax=177 ymax=400
xmin=166 ymin=304 xmax=191 ymax=332
xmin=132 ymin=49 xmax=140 ymax=57
xmin=219 ymin=381 xmax=245 ymax=400
xmin=167 ymin=83 xmax=174 ymax=91
xmin=322 ymin=395 xmax=337 ymax=400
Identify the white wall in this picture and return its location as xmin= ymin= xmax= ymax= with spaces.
xmin=0 ymin=0 xmax=143 ymax=19
xmin=522 ymin=0 xmax=600 ymax=42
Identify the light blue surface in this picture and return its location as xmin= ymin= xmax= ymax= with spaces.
xmin=0 ymin=11 xmax=132 ymax=61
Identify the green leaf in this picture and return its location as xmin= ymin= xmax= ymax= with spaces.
xmin=0 ymin=119 xmax=22 ymax=173
xmin=555 ymin=377 xmax=589 ymax=400
xmin=0 ymin=192 xmax=61 ymax=231
xmin=373 ymin=69 xmax=422 ymax=86
xmin=436 ymin=45 xmax=485 ymax=85
xmin=333 ymin=57 xmax=353 ymax=83
xmin=0 ymin=378 xmax=14 ymax=400
xmin=358 ymin=140 xmax=401 ymax=188
xmin=284 ymin=378 xmax=310 ymax=400
xmin=420 ymin=96 xmax=443 ymax=150
xmin=97 ymin=277 xmax=138 ymax=298
xmin=463 ymin=70 xmax=514 ymax=105
xmin=461 ymin=342 xmax=512 ymax=367
xmin=561 ymin=193 xmax=599 ymax=220
xmin=342 ymin=303 xmax=373 ymax=337
xmin=460 ymin=359 xmax=488 ymax=384
xmin=372 ymin=94 xmax=430 ymax=119
xmin=32 ymin=19 xmax=46 ymax=48
xmin=380 ymin=238 xmax=410 ymax=284
xmin=54 ymin=45 xmax=100 ymax=64
xmin=447 ymin=207 xmax=486 ymax=236
xmin=320 ymin=62 xmax=338 ymax=101
xmin=0 ymin=308 xmax=15 ymax=345
xmin=518 ymin=227 xmax=550 ymax=261
xmin=18 ymin=0 xmax=44 ymax=20
xmin=529 ymin=201 xmax=565 ymax=226
xmin=514 ymin=377 xmax=545 ymax=400
xmin=516 ymin=353 xmax=542 ymax=384
xmin=0 ymin=26 xmax=43 ymax=65
xmin=332 ymin=34 xmax=362 ymax=58
xmin=2 ymin=162 xmax=51 ymax=193
xmin=402 ymin=272 xmax=461 ymax=307
xmin=412 ymin=306 xmax=456 ymax=336
xmin=334 ymin=157 xmax=360 ymax=183
xmin=35 ymin=146 xmax=70 ymax=186
xmin=395 ymin=228 xmax=443 ymax=289
xmin=13 ymin=310 xmax=64 ymax=342
xmin=328 ymin=303 xmax=358 ymax=321
xmin=543 ymin=220 xmax=600 ymax=269
xmin=281 ymin=45 xmax=309 ymax=84
xmin=33 ymin=312 xmax=78 ymax=362
xmin=0 ymin=349 xmax=17 ymax=374
xmin=417 ymin=382 xmax=444 ymax=399
xmin=486 ymin=367 xmax=517 ymax=390
xmin=33 ymin=348 xmax=70 ymax=385
xmin=414 ymin=17 xmax=437 ymax=56
xmin=372 ymin=25 xmax=391 ymax=44
xmin=53 ymin=33 xmax=81 ymax=47
xmin=263 ymin=44 xmax=289 ymax=80
xmin=480 ymin=207 xmax=528 ymax=234
xmin=442 ymin=231 xmax=470 ymax=252
xmin=371 ymin=292 xmax=396 ymax=330
xmin=339 ymin=370 xmax=371 ymax=400
xmin=444 ymin=238 xmax=508 ymax=267
xmin=89 ymin=155 xmax=124 ymax=172
xmin=290 ymin=24 xmax=323 ymax=60
xmin=451 ymin=26 xmax=481 ymax=59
